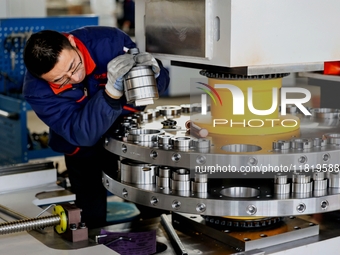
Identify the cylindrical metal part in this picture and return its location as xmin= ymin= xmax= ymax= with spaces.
xmin=274 ymin=183 xmax=290 ymax=194
xmin=0 ymin=215 xmax=60 ymax=235
xmin=329 ymin=172 xmax=340 ymax=188
xmin=124 ymin=65 xmax=159 ymax=106
xmin=158 ymin=166 xmax=171 ymax=178
xmin=187 ymin=121 xmax=209 ymax=138
xmin=193 ymin=138 xmax=211 ymax=149
xmin=147 ymin=109 xmax=160 ymax=118
xmin=127 ymin=129 xmax=164 ymax=142
xmin=172 ymin=169 xmax=190 ymax=181
xmin=171 ymin=179 xmax=190 ymax=191
xmin=313 ymin=179 xmax=328 ymax=190
xmin=293 ymin=174 xmax=310 ymax=184
xmin=274 ymin=174 xmax=291 ymax=194
xmin=139 ymin=111 xmax=153 ymax=120
xmin=181 ymin=104 xmax=191 ymax=113
xmin=194 ymin=173 xmax=208 ymax=183
xmin=313 ymin=172 xmax=325 ymax=181
xmin=292 ymin=182 xmax=312 ymax=193
xmin=156 ymin=105 xmax=182 ymax=117
xmin=314 ymin=189 xmax=327 ymax=197
xmin=172 ymin=137 xmax=192 ymax=149
xmin=156 ymin=176 xmax=170 ymax=188
xmin=273 ymin=140 xmax=290 ymax=150
xmin=158 ymin=135 xmax=173 ymax=145
xmin=120 ymin=159 xmax=156 ymax=184
xmin=191 ymin=182 xmax=208 ymax=193
xmin=274 ymin=174 xmax=288 ymax=184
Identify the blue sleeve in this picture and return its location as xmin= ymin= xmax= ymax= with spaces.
xmin=155 ymin=59 xmax=170 ymax=95
xmin=23 ymin=75 xmax=122 ymax=147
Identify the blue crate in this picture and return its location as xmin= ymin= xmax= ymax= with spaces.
xmin=0 ymin=16 xmax=98 ymax=165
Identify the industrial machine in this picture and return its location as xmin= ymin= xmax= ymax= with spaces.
xmin=2 ymin=1 xmax=340 ymax=254
xmin=100 ymin=0 xmax=340 ymax=254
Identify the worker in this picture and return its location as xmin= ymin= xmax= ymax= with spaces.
xmin=23 ymin=26 xmax=170 ymax=228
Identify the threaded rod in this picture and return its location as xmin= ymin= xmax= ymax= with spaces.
xmin=0 ymin=215 xmax=60 ymax=235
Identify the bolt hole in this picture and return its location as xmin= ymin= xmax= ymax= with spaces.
xmin=298 ymin=156 xmax=307 ymax=164
xmin=122 ymin=188 xmax=128 ymax=198
xmin=321 ymin=200 xmax=329 ymax=209
xmin=323 ymin=153 xmax=330 ymax=162
xmin=172 ymin=200 xmax=181 ymax=209
xmin=150 ymin=150 xmax=158 ymax=159
xmin=196 ymin=155 xmax=206 ymax=165
xmin=296 ymin=203 xmax=306 ymax=213
xmin=122 ymin=144 xmax=127 ymax=153
xmin=172 ymin=153 xmax=181 ymax=162
xmin=196 ymin=203 xmax=206 ymax=213
xmin=150 ymin=196 xmax=158 ymax=206
xmin=249 ymin=157 xmax=257 ymax=166
xmin=247 ymin=205 xmax=257 ymax=215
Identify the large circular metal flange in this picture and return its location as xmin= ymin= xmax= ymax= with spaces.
xmin=105 ymin=110 xmax=340 ymax=170
xmin=105 ymin=136 xmax=340 ymax=170
xmin=103 ymin=106 xmax=340 ymax=217
xmin=102 ymin=172 xmax=340 ymax=217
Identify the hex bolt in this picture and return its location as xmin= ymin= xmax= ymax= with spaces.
xmin=150 ymin=196 xmax=159 ymax=206
xmin=172 ymin=153 xmax=181 ymax=162
xmin=248 ymin=157 xmax=258 ymax=166
xmin=70 ymin=223 xmax=77 ymax=230
xmin=246 ymin=205 xmax=257 ymax=215
xmin=196 ymin=203 xmax=206 ymax=213
xmin=323 ymin=153 xmax=330 ymax=162
xmin=172 ymin=200 xmax=181 ymax=209
xmin=122 ymin=188 xmax=128 ymax=198
xmin=150 ymin=150 xmax=158 ymax=159
xmin=122 ymin=144 xmax=127 ymax=153
xmin=321 ymin=200 xmax=329 ymax=210
xmin=298 ymin=156 xmax=307 ymax=164
xmin=196 ymin=155 xmax=206 ymax=165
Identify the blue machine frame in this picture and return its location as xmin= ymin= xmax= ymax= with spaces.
xmin=0 ymin=16 xmax=98 ymax=165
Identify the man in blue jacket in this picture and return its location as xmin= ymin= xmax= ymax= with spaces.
xmin=23 ymin=26 xmax=170 ymax=228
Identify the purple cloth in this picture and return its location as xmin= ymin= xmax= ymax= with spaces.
xmin=99 ymin=229 xmax=157 ymax=255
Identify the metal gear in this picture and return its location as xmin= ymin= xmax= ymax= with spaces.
xmin=202 ymin=215 xmax=284 ymax=229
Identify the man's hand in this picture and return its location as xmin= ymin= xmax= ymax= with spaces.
xmin=106 ymin=54 xmax=135 ymax=98
xmin=134 ymin=52 xmax=160 ymax=78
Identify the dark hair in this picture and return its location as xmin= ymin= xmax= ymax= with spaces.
xmin=23 ymin=30 xmax=73 ymax=78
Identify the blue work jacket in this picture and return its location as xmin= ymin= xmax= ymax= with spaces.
xmin=23 ymin=26 xmax=170 ymax=156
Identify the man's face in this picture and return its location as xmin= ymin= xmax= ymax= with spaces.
xmin=41 ymin=48 xmax=86 ymax=87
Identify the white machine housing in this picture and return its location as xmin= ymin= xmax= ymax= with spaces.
xmin=135 ymin=0 xmax=340 ymax=75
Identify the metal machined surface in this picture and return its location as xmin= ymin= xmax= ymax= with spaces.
xmin=105 ymin=111 xmax=340 ymax=170
xmin=172 ymin=213 xmax=319 ymax=252
xmin=137 ymin=0 xmax=340 ymax=75
xmin=124 ymin=65 xmax=159 ymax=106
xmin=103 ymin=105 xmax=340 ymax=217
